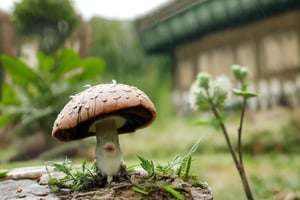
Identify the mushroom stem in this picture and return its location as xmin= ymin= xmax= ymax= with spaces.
xmin=95 ymin=118 xmax=123 ymax=184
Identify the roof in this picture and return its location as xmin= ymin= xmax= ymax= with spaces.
xmin=135 ymin=0 xmax=300 ymax=54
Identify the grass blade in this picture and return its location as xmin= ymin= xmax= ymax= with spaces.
xmin=132 ymin=186 xmax=149 ymax=195
xmin=0 ymin=170 xmax=9 ymax=178
xmin=164 ymin=185 xmax=184 ymax=200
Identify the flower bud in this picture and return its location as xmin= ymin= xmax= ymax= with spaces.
xmin=239 ymin=67 xmax=248 ymax=79
xmin=231 ymin=64 xmax=248 ymax=81
xmin=231 ymin=64 xmax=241 ymax=80
xmin=197 ymin=72 xmax=210 ymax=90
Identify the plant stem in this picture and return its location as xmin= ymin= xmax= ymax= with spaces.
xmin=238 ymin=98 xmax=246 ymax=165
xmin=237 ymin=98 xmax=254 ymax=200
xmin=210 ymin=104 xmax=239 ymax=168
xmin=209 ymin=101 xmax=254 ymax=200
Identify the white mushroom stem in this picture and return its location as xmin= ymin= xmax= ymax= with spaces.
xmin=94 ymin=118 xmax=123 ymax=184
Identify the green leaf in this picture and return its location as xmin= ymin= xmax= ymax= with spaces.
xmin=51 ymin=159 xmax=74 ymax=177
xmin=54 ymin=49 xmax=81 ymax=76
xmin=1 ymin=55 xmax=39 ymax=86
xmin=232 ymin=89 xmax=257 ymax=99
xmin=137 ymin=155 xmax=155 ymax=176
xmin=0 ymin=83 xmax=20 ymax=105
xmin=82 ymin=57 xmax=105 ymax=74
xmin=184 ymin=156 xmax=192 ymax=180
xmin=243 ymin=92 xmax=257 ymax=98
xmin=37 ymin=51 xmax=55 ymax=73
xmin=68 ymin=57 xmax=105 ymax=82
xmin=183 ymin=137 xmax=202 ymax=160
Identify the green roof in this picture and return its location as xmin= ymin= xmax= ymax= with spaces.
xmin=136 ymin=0 xmax=300 ymax=54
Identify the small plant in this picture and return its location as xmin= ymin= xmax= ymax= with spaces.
xmin=189 ymin=64 xmax=257 ymax=200
xmin=137 ymin=138 xmax=203 ymax=199
xmin=47 ymin=158 xmax=98 ymax=192
xmin=138 ymin=137 xmax=201 ymax=179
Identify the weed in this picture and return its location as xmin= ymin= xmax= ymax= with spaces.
xmin=46 ymin=158 xmax=97 ymax=192
xmin=190 ymin=64 xmax=257 ymax=200
xmin=138 ymin=137 xmax=202 ymax=179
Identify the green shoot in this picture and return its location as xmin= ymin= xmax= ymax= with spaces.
xmin=164 ymin=185 xmax=185 ymax=200
xmin=46 ymin=158 xmax=97 ymax=192
xmin=184 ymin=156 xmax=192 ymax=181
xmin=132 ymin=186 xmax=149 ymax=195
xmin=0 ymin=170 xmax=9 ymax=178
xmin=138 ymin=137 xmax=202 ymax=178
xmin=137 ymin=155 xmax=155 ymax=177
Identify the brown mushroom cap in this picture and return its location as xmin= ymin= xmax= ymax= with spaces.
xmin=52 ymin=83 xmax=156 ymax=141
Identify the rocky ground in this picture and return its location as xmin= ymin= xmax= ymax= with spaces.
xmin=0 ymin=166 xmax=58 ymax=200
xmin=0 ymin=166 xmax=213 ymax=200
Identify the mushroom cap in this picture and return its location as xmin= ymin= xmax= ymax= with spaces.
xmin=52 ymin=83 xmax=156 ymax=141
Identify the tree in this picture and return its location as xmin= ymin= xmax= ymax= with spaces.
xmin=89 ymin=17 xmax=123 ymax=75
xmin=13 ymin=0 xmax=79 ymax=54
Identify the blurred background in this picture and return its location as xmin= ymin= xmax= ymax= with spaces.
xmin=0 ymin=0 xmax=300 ymax=199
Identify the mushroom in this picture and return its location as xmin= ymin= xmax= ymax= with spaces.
xmin=52 ymin=82 xmax=156 ymax=184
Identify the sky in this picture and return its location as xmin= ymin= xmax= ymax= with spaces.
xmin=0 ymin=0 xmax=170 ymax=20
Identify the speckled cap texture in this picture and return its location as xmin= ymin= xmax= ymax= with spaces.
xmin=52 ymin=83 xmax=156 ymax=141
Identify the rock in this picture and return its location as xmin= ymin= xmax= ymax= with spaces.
xmin=0 ymin=179 xmax=58 ymax=200
xmin=0 ymin=166 xmax=58 ymax=200
xmin=7 ymin=165 xmax=53 ymax=180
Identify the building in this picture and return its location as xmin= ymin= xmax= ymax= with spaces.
xmin=135 ymin=0 xmax=300 ymax=113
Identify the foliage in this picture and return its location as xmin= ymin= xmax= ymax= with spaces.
xmin=47 ymin=158 xmax=97 ymax=192
xmin=190 ymin=64 xmax=257 ymax=200
xmin=244 ymin=122 xmax=300 ymax=154
xmin=13 ymin=0 xmax=79 ymax=54
xmin=89 ymin=18 xmax=156 ymax=77
xmin=89 ymin=17 xmax=123 ymax=75
xmin=138 ymin=137 xmax=202 ymax=180
xmin=0 ymin=49 xmax=104 ymax=139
